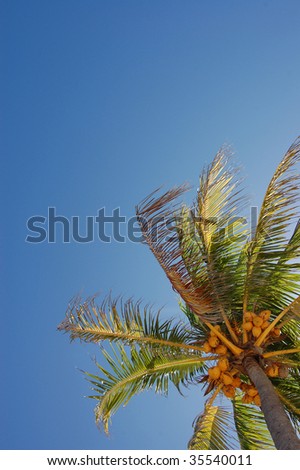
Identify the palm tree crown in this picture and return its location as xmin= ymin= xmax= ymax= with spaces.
xmin=59 ymin=138 xmax=300 ymax=449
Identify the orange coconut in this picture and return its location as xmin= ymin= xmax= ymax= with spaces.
xmin=252 ymin=315 xmax=264 ymax=327
xmin=221 ymin=372 xmax=233 ymax=385
xmin=218 ymin=358 xmax=229 ymax=372
xmin=208 ymin=366 xmax=221 ymax=380
xmin=261 ymin=321 xmax=270 ymax=330
xmin=215 ymin=344 xmax=228 ymax=355
xmin=253 ymin=394 xmax=261 ymax=406
xmin=260 ymin=310 xmax=271 ymax=321
xmin=208 ymin=336 xmax=220 ymax=348
xmin=243 ymin=322 xmax=253 ymax=332
xmin=202 ymin=341 xmax=212 ymax=353
xmin=223 ymin=385 xmax=235 ymax=399
xmin=232 ymin=377 xmax=241 ymax=388
xmin=244 ymin=312 xmax=254 ymax=322
xmin=265 ymin=364 xmax=279 ymax=377
xmin=252 ymin=326 xmax=262 ymax=338
xmin=241 ymin=383 xmax=249 ymax=392
xmin=247 ymin=387 xmax=258 ymax=397
xmin=242 ymin=394 xmax=253 ymax=404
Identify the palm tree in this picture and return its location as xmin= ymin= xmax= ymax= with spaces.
xmin=59 ymin=138 xmax=300 ymax=450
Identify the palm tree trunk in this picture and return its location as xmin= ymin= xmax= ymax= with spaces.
xmin=243 ymin=356 xmax=300 ymax=450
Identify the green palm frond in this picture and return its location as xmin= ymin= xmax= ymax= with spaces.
xmin=192 ymin=147 xmax=248 ymax=316
xmin=87 ymin=343 xmax=207 ymax=433
xmin=273 ymin=372 xmax=300 ymax=432
xmin=188 ymin=405 xmax=236 ymax=450
xmin=179 ymin=301 xmax=210 ymax=340
xmin=261 ymin=307 xmax=300 ymax=357
xmin=58 ymin=296 xmax=203 ymax=353
xmin=233 ymin=397 xmax=275 ymax=449
xmin=176 ymin=151 xmax=248 ymax=319
xmin=263 ymin=316 xmax=300 ymax=355
xmin=243 ymin=137 xmax=300 ymax=312
xmin=281 ymin=318 xmax=300 ymax=345
xmin=253 ymin=220 xmax=300 ymax=313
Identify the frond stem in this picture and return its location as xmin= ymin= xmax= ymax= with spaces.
xmin=67 ymin=326 xmax=207 ymax=353
xmin=205 ymin=383 xmax=223 ymax=409
xmin=204 ymin=322 xmax=243 ymax=356
xmin=255 ymin=295 xmax=300 ymax=347
xmin=219 ymin=310 xmax=239 ymax=345
xmin=263 ymin=348 xmax=300 ymax=359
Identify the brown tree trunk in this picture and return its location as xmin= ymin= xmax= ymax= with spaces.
xmin=243 ymin=356 xmax=300 ymax=450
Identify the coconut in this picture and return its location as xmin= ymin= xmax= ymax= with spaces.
xmin=243 ymin=321 xmax=253 ymax=332
xmin=241 ymin=383 xmax=249 ymax=392
xmin=265 ymin=364 xmax=279 ymax=377
xmin=252 ymin=326 xmax=262 ymax=338
xmin=221 ymin=372 xmax=233 ymax=385
xmin=261 ymin=321 xmax=270 ymax=330
xmin=260 ymin=310 xmax=271 ymax=321
xmin=208 ymin=336 xmax=220 ymax=348
xmin=202 ymin=341 xmax=212 ymax=353
xmin=253 ymin=394 xmax=261 ymax=406
xmin=215 ymin=344 xmax=228 ymax=355
xmin=223 ymin=385 xmax=235 ymax=398
xmin=218 ymin=358 xmax=229 ymax=372
xmin=242 ymin=394 xmax=253 ymax=404
xmin=208 ymin=366 xmax=221 ymax=380
xmin=232 ymin=377 xmax=241 ymax=388
xmin=278 ymin=365 xmax=289 ymax=378
xmin=247 ymin=387 xmax=258 ymax=397
xmin=244 ymin=312 xmax=253 ymax=322
xmin=252 ymin=315 xmax=263 ymax=327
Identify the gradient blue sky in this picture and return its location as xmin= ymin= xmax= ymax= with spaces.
xmin=1 ymin=0 xmax=300 ymax=450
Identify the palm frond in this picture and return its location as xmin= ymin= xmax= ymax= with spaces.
xmin=253 ymin=220 xmax=300 ymax=313
xmin=179 ymin=301 xmax=210 ymax=340
xmin=281 ymin=318 xmax=300 ymax=345
xmin=243 ymin=137 xmax=300 ymax=312
xmin=192 ymin=147 xmax=248 ymax=318
xmin=233 ymin=397 xmax=275 ymax=449
xmin=255 ymin=293 xmax=300 ymax=347
xmin=273 ymin=372 xmax=300 ymax=433
xmin=136 ymin=185 xmax=218 ymax=321
xmin=175 ymin=150 xmax=248 ymax=342
xmin=86 ymin=343 xmax=207 ymax=433
xmin=176 ymin=206 xmax=211 ymax=304
xmin=176 ymin=151 xmax=248 ymax=320
xmin=188 ymin=405 xmax=235 ymax=450
xmin=58 ymin=296 xmax=203 ymax=353
xmin=262 ymin=314 xmax=300 ymax=356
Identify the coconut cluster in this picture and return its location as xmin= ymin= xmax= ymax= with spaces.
xmin=201 ymin=310 xmax=289 ymax=406
xmin=265 ymin=362 xmax=289 ymax=378
xmin=204 ymin=329 xmax=262 ymax=403
xmin=202 ymin=325 xmax=227 ymax=355
xmin=240 ymin=383 xmax=261 ymax=406
xmin=208 ymin=366 xmax=261 ymax=404
xmin=203 ymin=325 xmax=261 ymax=406
xmin=242 ymin=310 xmax=281 ymax=340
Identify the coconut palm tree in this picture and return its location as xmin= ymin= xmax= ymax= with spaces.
xmin=59 ymin=138 xmax=300 ymax=450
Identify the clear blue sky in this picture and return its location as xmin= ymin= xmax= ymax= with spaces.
xmin=1 ymin=0 xmax=300 ymax=450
